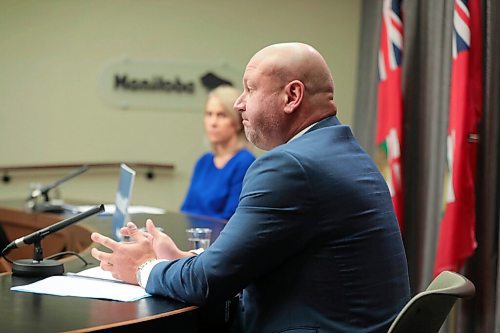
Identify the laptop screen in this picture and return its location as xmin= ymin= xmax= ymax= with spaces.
xmin=111 ymin=164 xmax=136 ymax=240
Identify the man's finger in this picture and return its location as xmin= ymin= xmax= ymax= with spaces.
xmin=125 ymin=221 xmax=138 ymax=230
xmin=119 ymin=226 xmax=132 ymax=237
xmin=146 ymin=219 xmax=159 ymax=236
xmin=100 ymin=261 xmax=113 ymax=272
xmin=91 ymin=232 xmax=118 ymax=251
xmin=126 ymin=222 xmax=151 ymax=242
xmin=91 ymin=248 xmax=113 ymax=263
xmin=125 ymin=222 xmax=142 ymax=238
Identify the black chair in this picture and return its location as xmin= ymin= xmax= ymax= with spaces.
xmin=0 ymin=225 xmax=8 ymax=253
xmin=387 ymin=270 xmax=475 ymax=333
xmin=0 ymin=225 xmax=11 ymax=272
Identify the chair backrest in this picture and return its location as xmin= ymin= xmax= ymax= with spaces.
xmin=0 ymin=225 xmax=8 ymax=252
xmin=387 ymin=271 xmax=475 ymax=333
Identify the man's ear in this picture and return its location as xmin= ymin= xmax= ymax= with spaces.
xmin=284 ymin=80 xmax=305 ymax=114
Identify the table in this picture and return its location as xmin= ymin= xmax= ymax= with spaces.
xmin=0 ymin=201 xmax=232 ymax=332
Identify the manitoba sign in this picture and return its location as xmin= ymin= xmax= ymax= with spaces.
xmin=98 ymin=57 xmax=241 ymax=110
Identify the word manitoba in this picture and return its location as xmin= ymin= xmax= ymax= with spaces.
xmin=114 ymin=74 xmax=195 ymax=93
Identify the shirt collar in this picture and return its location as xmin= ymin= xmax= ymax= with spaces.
xmin=287 ymin=122 xmax=319 ymax=143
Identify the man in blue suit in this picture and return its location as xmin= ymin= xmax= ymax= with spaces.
xmin=91 ymin=42 xmax=410 ymax=332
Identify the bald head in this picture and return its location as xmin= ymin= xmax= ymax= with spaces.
xmin=234 ymin=42 xmax=338 ymax=150
xmin=249 ymin=42 xmax=335 ymax=98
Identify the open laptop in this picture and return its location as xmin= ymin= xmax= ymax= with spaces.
xmin=111 ymin=164 xmax=136 ymax=240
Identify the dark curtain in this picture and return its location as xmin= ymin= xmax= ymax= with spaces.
xmin=460 ymin=0 xmax=500 ymax=332
xmin=353 ymin=0 xmax=499 ymax=332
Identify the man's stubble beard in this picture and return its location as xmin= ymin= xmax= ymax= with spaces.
xmin=243 ymin=114 xmax=282 ymax=151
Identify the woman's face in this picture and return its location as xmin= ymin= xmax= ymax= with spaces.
xmin=204 ymin=95 xmax=239 ymax=146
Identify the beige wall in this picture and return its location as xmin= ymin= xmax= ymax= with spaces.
xmin=0 ymin=0 xmax=361 ymax=212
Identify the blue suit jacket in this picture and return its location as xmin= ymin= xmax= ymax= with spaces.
xmin=147 ymin=116 xmax=410 ymax=332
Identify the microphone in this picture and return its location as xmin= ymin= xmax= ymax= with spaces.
xmin=26 ymin=165 xmax=89 ymax=202
xmin=1 ymin=204 xmax=105 ymax=277
xmin=2 ymin=204 xmax=105 ymax=255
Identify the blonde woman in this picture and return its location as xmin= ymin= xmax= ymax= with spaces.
xmin=181 ymin=85 xmax=255 ymax=220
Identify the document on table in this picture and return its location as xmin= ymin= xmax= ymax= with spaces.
xmin=10 ymin=267 xmax=151 ymax=302
xmin=68 ymin=204 xmax=166 ymax=216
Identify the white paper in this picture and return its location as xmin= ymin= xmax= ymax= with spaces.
xmin=70 ymin=204 xmax=166 ymax=216
xmin=11 ymin=267 xmax=151 ymax=302
xmin=125 ymin=205 xmax=167 ymax=215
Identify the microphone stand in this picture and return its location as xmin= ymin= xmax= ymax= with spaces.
xmin=5 ymin=204 xmax=105 ymax=277
xmin=12 ymin=234 xmax=62 ymax=277
xmin=26 ymin=165 xmax=89 ymax=213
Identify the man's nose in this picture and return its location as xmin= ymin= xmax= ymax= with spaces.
xmin=234 ymin=94 xmax=245 ymax=113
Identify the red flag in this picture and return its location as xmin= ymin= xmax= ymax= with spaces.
xmin=434 ymin=0 xmax=482 ymax=276
xmin=375 ymin=0 xmax=404 ymax=230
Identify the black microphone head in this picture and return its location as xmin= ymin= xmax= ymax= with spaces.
xmin=1 ymin=242 xmax=15 ymax=257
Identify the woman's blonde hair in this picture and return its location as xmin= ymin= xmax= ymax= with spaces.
xmin=206 ymin=85 xmax=248 ymax=150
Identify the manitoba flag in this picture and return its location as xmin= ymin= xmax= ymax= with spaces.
xmin=375 ymin=0 xmax=404 ymax=230
xmin=434 ymin=0 xmax=482 ymax=276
